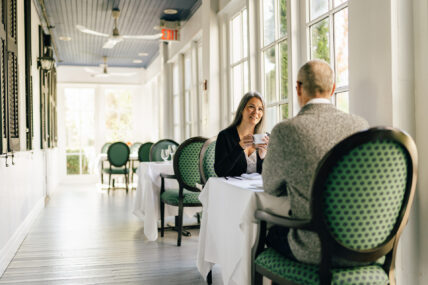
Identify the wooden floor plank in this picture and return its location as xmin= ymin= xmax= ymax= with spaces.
xmin=0 ymin=185 xmax=222 ymax=284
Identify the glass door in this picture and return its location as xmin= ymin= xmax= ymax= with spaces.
xmin=64 ymin=88 xmax=95 ymax=175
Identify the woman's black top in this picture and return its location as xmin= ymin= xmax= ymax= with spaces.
xmin=214 ymin=126 xmax=263 ymax=177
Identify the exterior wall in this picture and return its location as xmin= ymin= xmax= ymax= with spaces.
xmin=0 ymin=0 xmax=60 ymax=276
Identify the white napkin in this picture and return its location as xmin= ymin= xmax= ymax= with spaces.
xmin=240 ymin=173 xmax=262 ymax=180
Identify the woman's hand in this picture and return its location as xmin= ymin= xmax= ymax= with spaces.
xmin=257 ymin=135 xmax=270 ymax=159
xmin=239 ymin=134 xmax=254 ymax=150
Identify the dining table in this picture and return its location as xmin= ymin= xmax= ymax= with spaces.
xmin=196 ymin=174 xmax=290 ymax=285
xmin=133 ymin=161 xmax=202 ymax=241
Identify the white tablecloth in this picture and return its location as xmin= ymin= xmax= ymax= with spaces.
xmin=197 ymin=175 xmax=290 ymax=285
xmin=133 ymin=161 xmax=202 ymax=241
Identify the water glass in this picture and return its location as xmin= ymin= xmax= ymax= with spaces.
xmin=161 ymin=148 xmax=170 ymax=162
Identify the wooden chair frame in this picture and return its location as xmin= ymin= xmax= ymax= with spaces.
xmin=253 ymin=127 xmax=418 ymax=285
xmin=160 ymin=136 xmax=207 ymax=246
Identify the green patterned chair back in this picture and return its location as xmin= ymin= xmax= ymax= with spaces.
xmin=107 ymin=142 xmax=130 ymax=167
xmin=173 ymin=136 xmax=207 ymax=192
xmin=101 ymin=142 xmax=111 ymax=154
xmin=149 ymin=139 xmax=179 ymax=162
xmin=199 ymin=137 xmax=217 ymax=184
xmin=312 ymin=127 xmax=417 ymax=264
xmin=130 ymin=142 xmax=142 ymax=155
xmin=138 ymin=142 xmax=153 ymax=162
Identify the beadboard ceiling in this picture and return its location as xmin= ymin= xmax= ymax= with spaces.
xmin=35 ymin=0 xmax=201 ymax=68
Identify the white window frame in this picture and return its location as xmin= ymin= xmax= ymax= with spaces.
xmin=306 ymin=0 xmax=349 ymax=112
xmin=229 ymin=8 xmax=250 ymax=121
xmin=260 ymin=0 xmax=292 ymax=131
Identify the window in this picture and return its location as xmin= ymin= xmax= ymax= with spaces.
xmin=104 ymin=88 xmax=134 ymax=143
xmin=172 ymin=63 xmax=181 ymax=142
xmin=307 ymin=0 xmax=349 ymax=112
xmin=184 ymin=53 xmax=192 ymax=138
xmin=64 ymin=88 xmax=95 ymax=175
xmin=260 ymin=0 xmax=289 ymax=131
xmin=229 ymin=8 xmax=249 ymax=118
xmin=0 ymin=0 xmax=20 ymax=153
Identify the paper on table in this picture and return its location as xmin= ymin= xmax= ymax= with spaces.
xmin=240 ymin=173 xmax=262 ymax=180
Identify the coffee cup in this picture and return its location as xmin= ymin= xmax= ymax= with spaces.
xmin=253 ymin=133 xmax=266 ymax=145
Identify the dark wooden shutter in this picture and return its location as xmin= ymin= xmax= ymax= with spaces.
xmin=6 ymin=0 xmax=19 ymax=151
xmin=0 ymin=0 xmax=8 ymax=154
xmin=24 ymin=0 xmax=33 ymax=150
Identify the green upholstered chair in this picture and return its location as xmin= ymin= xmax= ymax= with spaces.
xmin=253 ymin=127 xmax=417 ymax=285
xmin=160 ymin=136 xmax=207 ymax=246
xmin=149 ymin=139 xmax=179 ymax=162
xmin=103 ymin=142 xmax=130 ymax=193
xmin=100 ymin=142 xmax=112 ymax=184
xmin=138 ymin=142 xmax=154 ymax=162
xmin=199 ymin=136 xmax=217 ymax=185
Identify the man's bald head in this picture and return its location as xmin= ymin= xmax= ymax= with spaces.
xmin=297 ymin=60 xmax=334 ymax=97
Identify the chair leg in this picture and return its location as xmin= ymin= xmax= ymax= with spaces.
xmin=254 ymin=271 xmax=263 ymax=285
xmin=125 ymin=173 xmax=128 ymax=193
xmin=177 ymin=202 xmax=184 ymax=247
xmin=207 ymin=270 xmax=212 ymax=284
xmin=160 ymin=200 xmax=165 ymax=237
xmin=108 ymin=173 xmax=111 ymax=193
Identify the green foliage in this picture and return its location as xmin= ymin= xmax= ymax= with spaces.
xmin=67 ymin=155 xmax=80 ymax=175
xmin=312 ymin=19 xmax=330 ymax=62
xmin=280 ymin=41 xmax=288 ymax=100
xmin=279 ymin=0 xmax=287 ymax=36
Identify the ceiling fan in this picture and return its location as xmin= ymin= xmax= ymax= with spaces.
xmin=84 ymin=56 xmax=137 ymax=77
xmin=76 ymin=8 xmax=162 ymax=49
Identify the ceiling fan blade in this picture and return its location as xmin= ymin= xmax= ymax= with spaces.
xmin=76 ymin=25 xmax=109 ymax=37
xmin=122 ymin=33 xmax=162 ymax=40
xmin=93 ymin=73 xmax=110 ymax=78
xmin=84 ymin=67 xmax=100 ymax=74
xmin=103 ymin=38 xmax=123 ymax=49
xmin=109 ymin=72 xmax=137 ymax=77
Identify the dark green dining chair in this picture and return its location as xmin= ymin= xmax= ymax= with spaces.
xmin=100 ymin=142 xmax=112 ymax=184
xmin=160 ymin=136 xmax=207 ymax=246
xmin=131 ymin=142 xmax=154 ymax=184
xmin=103 ymin=142 xmax=130 ymax=193
xmin=253 ymin=127 xmax=417 ymax=285
xmin=149 ymin=139 xmax=179 ymax=162
xmin=138 ymin=142 xmax=154 ymax=162
xmin=199 ymin=136 xmax=217 ymax=185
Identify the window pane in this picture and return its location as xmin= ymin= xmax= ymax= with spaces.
xmin=243 ymin=61 xmax=249 ymax=94
xmin=185 ymin=91 xmax=190 ymax=123
xmin=279 ymin=40 xmax=288 ymax=100
xmin=185 ymin=56 xmax=191 ymax=90
xmin=105 ymin=90 xmax=133 ymax=142
xmin=81 ymin=154 xmax=90 ymax=174
xmin=66 ymin=155 xmax=80 ymax=175
xmin=310 ymin=18 xmax=330 ymax=62
xmin=310 ymin=0 xmax=328 ymax=20
xmin=280 ymin=103 xmax=289 ymax=120
xmin=336 ymin=91 xmax=349 ymax=113
xmin=263 ymin=0 xmax=275 ymax=46
xmin=263 ymin=46 xmax=276 ymax=103
xmin=174 ymin=125 xmax=181 ymax=142
xmin=232 ymin=64 xmax=243 ymax=111
xmin=279 ymin=0 xmax=287 ymax=38
xmin=265 ymin=106 xmax=278 ymax=131
xmin=334 ymin=8 xmax=348 ymax=87
xmin=243 ymin=9 xmax=248 ymax=58
xmin=334 ymin=0 xmax=346 ymax=7
xmin=232 ymin=14 xmax=242 ymax=63
xmin=173 ymin=95 xmax=180 ymax=124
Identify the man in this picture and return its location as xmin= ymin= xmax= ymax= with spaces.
xmin=262 ymin=60 xmax=369 ymax=265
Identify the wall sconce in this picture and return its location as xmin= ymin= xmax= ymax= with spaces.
xmin=38 ymin=34 xmax=55 ymax=71
xmin=37 ymin=55 xmax=55 ymax=71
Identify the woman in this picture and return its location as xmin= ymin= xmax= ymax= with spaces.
xmin=214 ymin=91 xmax=269 ymax=177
